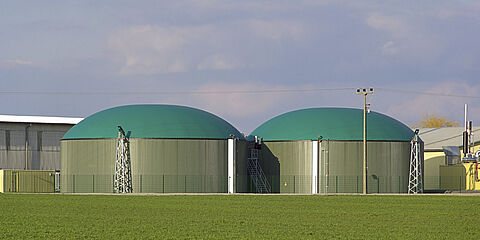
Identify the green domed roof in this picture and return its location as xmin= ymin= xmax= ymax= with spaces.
xmin=63 ymin=105 xmax=243 ymax=140
xmin=250 ymin=108 xmax=414 ymax=141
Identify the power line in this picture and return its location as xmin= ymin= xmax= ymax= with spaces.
xmin=0 ymin=88 xmax=355 ymax=96
xmin=376 ymin=88 xmax=480 ymax=99
xmin=0 ymin=87 xmax=478 ymax=98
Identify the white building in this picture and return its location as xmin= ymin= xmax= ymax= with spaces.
xmin=0 ymin=115 xmax=82 ymax=170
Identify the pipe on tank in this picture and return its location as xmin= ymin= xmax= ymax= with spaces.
xmin=25 ymin=123 xmax=32 ymax=170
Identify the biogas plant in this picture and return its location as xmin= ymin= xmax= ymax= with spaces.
xmin=56 ymin=104 xmax=423 ymax=194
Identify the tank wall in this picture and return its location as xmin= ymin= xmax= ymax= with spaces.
xmin=130 ymin=139 xmax=229 ymax=193
xmin=235 ymin=140 xmax=249 ymax=193
xmin=260 ymin=141 xmax=312 ymax=194
xmin=319 ymin=141 xmax=411 ymax=193
xmin=261 ymin=140 xmax=412 ymax=194
xmin=61 ymin=138 xmax=247 ymax=193
xmin=61 ymin=139 xmax=116 ymax=193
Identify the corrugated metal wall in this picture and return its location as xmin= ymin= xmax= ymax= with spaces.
xmin=0 ymin=123 xmax=73 ymax=170
xmin=236 ymin=140 xmax=249 ymax=193
xmin=61 ymin=139 xmax=248 ymax=193
xmin=61 ymin=139 xmax=116 ymax=193
xmin=260 ymin=140 xmax=412 ymax=194
xmin=0 ymin=169 xmax=55 ymax=193
xmin=260 ymin=141 xmax=312 ymax=193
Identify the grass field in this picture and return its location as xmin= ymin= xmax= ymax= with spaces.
xmin=0 ymin=194 xmax=479 ymax=239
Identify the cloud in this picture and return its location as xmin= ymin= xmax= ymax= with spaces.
xmin=246 ymin=19 xmax=305 ymax=43
xmin=108 ymin=25 xmax=194 ymax=74
xmin=108 ymin=20 xmax=305 ymax=75
xmin=192 ymin=82 xmax=295 ymax=117
xmin=380 ymin=41 xmax=398 ymax=55
xmin=3 ymin=59 xmax=33 ymax=67
xmin=386 ymin=82 xmax=480 ymax=125
xmin=365 ymin=13 xmax=443 ymax=61
xmin=197 ymin=54 xmax=241 ymax=71
xmin=366 ymin=14 xmax=409 ymax=38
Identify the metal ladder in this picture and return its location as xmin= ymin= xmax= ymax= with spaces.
xmin=247 ymin=148 xmax=271 ymax=193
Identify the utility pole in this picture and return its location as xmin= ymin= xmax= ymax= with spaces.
xmin=356 ymin=88 xmax=374 ymax=194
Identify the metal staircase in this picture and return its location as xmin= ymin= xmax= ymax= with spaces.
xmin=247 ymin=148 xmax=271 ymax=193
xmin=408 ymin=129 xmax=422 ymax=194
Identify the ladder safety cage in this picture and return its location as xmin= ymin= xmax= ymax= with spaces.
xmin=247 ymin=137 xmax=271 ymax=194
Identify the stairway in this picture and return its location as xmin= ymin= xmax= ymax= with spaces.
xmin=247 ymin=148 xmax=271 ymax=193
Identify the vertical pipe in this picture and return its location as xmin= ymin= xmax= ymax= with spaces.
xmin=311 ymin=140 xmax=318 ymax=194
xmin=363 ymin=94 xmax=367 ymax=194
xmin=227 ymin=138 xmax=236 ymax=194
xmin=377 ymin=176 xmax=380 ymax=193
xmin=325 ymin=141 xmax=329 ymax=194
xmin=464 ymin=104 xmax=468 ymax=157
xmin=25 ymin=124 xmax=31 ymax=170
xmin=324 ymin=146 xmax=327 ymax=194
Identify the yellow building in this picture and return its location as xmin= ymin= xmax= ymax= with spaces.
xmin=419 ymin=127 xmax=480 ymax=191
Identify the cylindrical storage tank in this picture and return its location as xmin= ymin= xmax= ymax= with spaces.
xmin=61 ymin=105 xmax=247 ymax=193
xmin=250 ymin=108 xmax=421 ymax=194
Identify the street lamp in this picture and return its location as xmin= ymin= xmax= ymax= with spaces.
xmin=356 ymin=88 xmax=374 ymax=194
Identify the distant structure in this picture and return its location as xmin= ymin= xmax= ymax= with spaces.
xmin=0 ymin=115 xmax=82 ymax=170
xmin=249 ymin=108 xmax=420 ymax=194
xmin=420 ymin=126 xmax=480 ymax=191
xmin=60 ymin=105 xmax=248 ymax=193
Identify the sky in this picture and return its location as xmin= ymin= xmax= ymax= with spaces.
xmin=1 ymin=0 xmax=479 ymax=134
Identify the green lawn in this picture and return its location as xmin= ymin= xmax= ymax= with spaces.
xmin=0 ymin=194 xmax=478 ymax=239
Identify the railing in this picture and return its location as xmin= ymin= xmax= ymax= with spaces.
xmin=247 ymin=151 xmax=272 ymax=193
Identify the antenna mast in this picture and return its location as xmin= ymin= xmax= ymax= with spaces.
xmin=408 ymin=129 xmax=422 ymax=194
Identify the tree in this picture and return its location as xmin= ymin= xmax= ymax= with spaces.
xmin=413 ymin=113 xmax=459 ymax=128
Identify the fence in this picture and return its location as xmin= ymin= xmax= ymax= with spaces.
xmin=1 ymin=170 xmax=56 ymax=193
xmin=60 ymin=174 xmax=420 ymax=194
xmin=62 ymin=175 xmax=228 ymax=193
xmin=424 ymin=176 xmax=469 ymax=192
xmin=262 ymin=175 xmax=409 ymax=194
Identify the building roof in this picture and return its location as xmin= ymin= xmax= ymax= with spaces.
xmin=418 ymin=127 xmax=480 ymax=151
xmin=250 ymin=108 xmax=414 ymax=141
xmin=0 ymin=115 xmax=83 ymax=125
xmin=62 ymin=104 xmax=243 ymax=140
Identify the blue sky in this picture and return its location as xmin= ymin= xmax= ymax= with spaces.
xmin=1 ymin=1 xmax=479 ymax=133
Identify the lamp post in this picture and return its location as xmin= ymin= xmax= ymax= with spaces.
xmin=356 ymin=88 xmax=374 ymax=194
